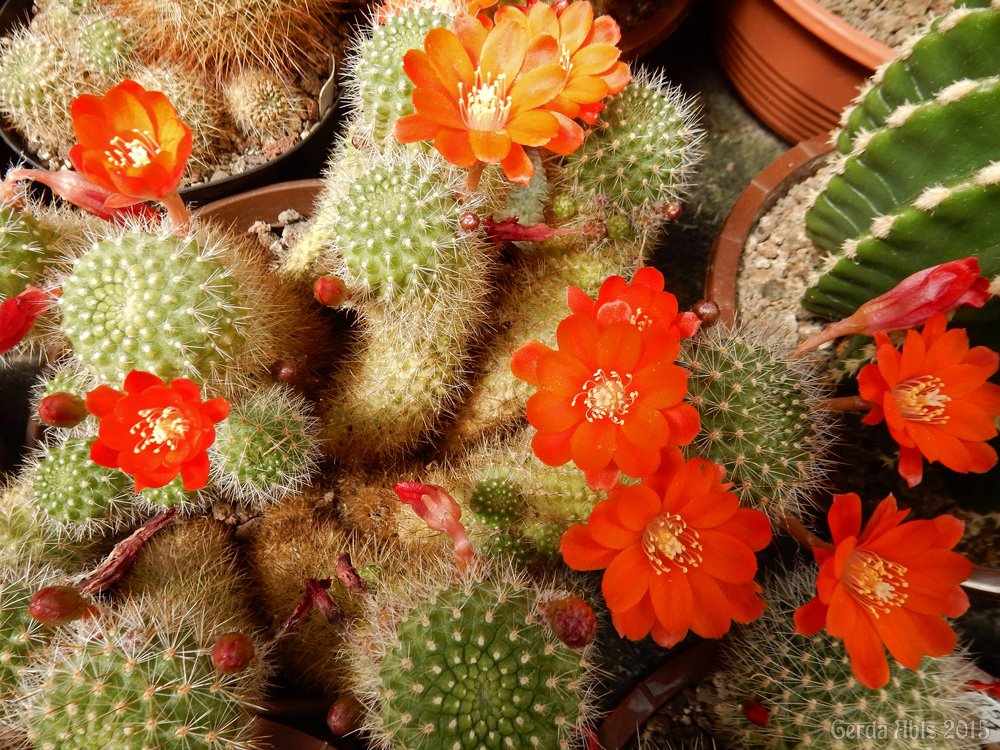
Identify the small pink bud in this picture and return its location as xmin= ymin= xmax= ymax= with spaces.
xmin=692 ymin=299 xmax=720 ymax=326
xmin=313 ymin=275 xmax=348 ymax=308
xmin=212 ymin=632 xmax=256 ymax=674
xmin=38 ymin=392 xmax=88 ymax=428
xmin=270 ymin=360 xmax=297 ymax=383
xmin=0 ymin=287 xmax=49 ymax=355
xmin=459 ymin=212 xmax=480 ymax=232
xmin=545 ymin=596 xmax=596 ymax=648
xmin=742 ymin=700 xmax=769 ymax=727
xmin=393 ymin=482 xmax=474 ymax=570
xmin=327 ymin=696 xmax=363 ymax=735
xmin=662 ymin=201 xmax=682 ymax=220
xmin=29 ymin=586 xmax=86 ymax=627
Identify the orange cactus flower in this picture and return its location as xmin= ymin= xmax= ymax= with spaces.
xmin=511 ymin=303 xmax=699 ymax=490
xmin=567 ymin=267 xmax=701 ymax=340
xmin=495 ymin=0 xmax=630 ymax=124
xmin=394 ymin=14 xmax=584 ymax=185
xmin=856 ymin=312 xmax=1000 ymax=487
xmin=793 ymin=493 xmax=973 ymax=690
xmin=86 ymin=370 xmax=229 ymax=493
xmin=70 ymin=80 xmax=192 ymax=226
xmin=561 ymin=450 xmax=772 ymax=647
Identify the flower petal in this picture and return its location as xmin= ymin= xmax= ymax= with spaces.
xmin=696 ymin=530 xmax=758 ymax=584
xmin=602 ymin=542 xmax=651 ymax=612
xmin=506 ymin=110 xmax=560 ymax=146
xmin=434 ymin=128 xmax=478 ymax=167
xmin=469 ymin=129 xmax=512 ymax=164
xmin=508 ymin=63 xmax=567 ymax=115
xmin=560 ymin=523 xmax=617 ymax=570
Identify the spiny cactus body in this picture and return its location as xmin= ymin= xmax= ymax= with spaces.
xmin=805 ymin=4 xmax=1000 ymax=349
xmin=348 ymin=560 xmax=598 ymax=750
xmin=223 ymin=69 xmax=305 ymax=141
xmin=0 ymin=571 xmax=57 ymax=701
xmin=209 ymin=383 xmax=321 ymax=507
xmin=77 ymin=15 xmax=134 ymax=77
xmin=679 ymin=324 xmax=834 ymax=522
xmin=0 ymin=207 xmax=58 ymax=301
xmin=714 ymin=567 xmax=980 ymax=750
xmin=0 ymin=484 xmax=94 ymax=571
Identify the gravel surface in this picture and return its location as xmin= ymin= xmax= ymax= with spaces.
xmin=816 ymin=0 xmax=951 ymax=48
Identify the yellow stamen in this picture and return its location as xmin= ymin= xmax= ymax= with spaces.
xmin=458 ymin=72 xmax=512 ymax=132
xmin=104 ymin=129 xmax=161 ymax=169
xmin=130 ymin=407 xmax=189 ymax=454
xmin=893 ymin=375 xmax=949 ymax=424
xmin=843 ymin=549 xmax=908 ymax=617
xmin=571 ymin=369 xmax=637 ymax=424
xmin=642 ymin=513 xmax=702 ymax=574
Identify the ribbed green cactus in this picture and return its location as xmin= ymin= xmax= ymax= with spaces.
xmin=468 ymin=479 xmax=521 ymax=528
xmin=77 ymin=15 xmax=134 ymax=77
xmin=713 ymin=567 xmax=981 ymax=750
xmin=0 ymin=207 xmax=58 ymax=301
xmin=58 ymin=229 xmax=247 ymax=385
xmin=348 ymin=561 xmax=597 ymax=750
xmin=0 ymin=483 xmax=93 ymax=571
xmin=29 ymin=437 xmax=135 ymax=538
xmin=345 ymin=7 xmax=451 ymax=146
xmin=222 ymin=69 xmax=305 ymax=141
xmin=678 ymin=323 xmax=833 ymax=522
xmin=0 ymin=572 xmax=54 ymax=702
xmin=209 ymin=383 xmax=321 ymax=506
xmin=804 ymin=4 xmax=1000 ymax=349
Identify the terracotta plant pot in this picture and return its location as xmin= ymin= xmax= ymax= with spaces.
xmin=619 ymin=0 xmax=695 ymax=61
xmin=706 ymin=134 xmax=832 ymax=324
xmin=712 ymin=0 xmax=893 ymax=143
xmin=194 ymin=179 xmax=324 ymax=232
xmin=0 ymin=0 xmax=341 ymax=207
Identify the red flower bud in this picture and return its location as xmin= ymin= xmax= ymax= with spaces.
xmin=29 ymin=586 xmax=87 ymax=627
xmin=795 ymin=257 xmax=991 ymax=356
xmin=742 ymin=700 xmax=769 ymax=727
xmin=0 ymin=287 xmax=49 ymax=355
xmin=313 ymin=275 xmax=348 ymax=308
xmin=393 ymin=482 xmax=474 ymax=570
xmin=545 ymin=596 xmax=596 ymax=648
xmin=327 ymin=696 xmax=363 ymax=735
xmin=212 ymin=632 xmax=256 ymax=674
xmin=38 ymin=392 xmax=88 ymax=428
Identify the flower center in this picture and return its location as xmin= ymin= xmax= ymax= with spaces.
xmin=629 ymin=307 xmax=653 ymax=331
xmin=571 ymin=369 xmax=637 ymax=424
xmin=458 ymin=72 xmax=512 ymax=132
xmin=641 ymin=513 xmax=702 ymax=574
xmin=105 ymin=129 xmax=161 ymax=169
xmin=559 ymin=44 xmax=573 ymax=73
xmin=892 ymin=375 xmax=950 ymax=424
xmin=842 ymin=548 xmax=908 ymax=617
xmin=131 ymin=406 xmax=190 ymax=454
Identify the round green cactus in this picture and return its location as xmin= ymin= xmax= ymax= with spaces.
xmin=0 ymin=206 xmax=58 ymax=301
xmin=77 ymin=15 xmax=134 ymax=77
xmin=223 ymin=68 xmax=305 ymax=141
xmin=210 ymin=383 xmax=321 ymax=506
xmin=468 ymin=479 xmax=522 ymax=528
xmin=30 ymin=437 xmax=135 ymax=538
xmin=0 ymin=483 xmax=93 ymax=571
xmin=0 ymin=576 xmax=51 ymax=702
xmin=714 ymin=567 xmax=981 ymax=750
xmin=678 ymin=323 xmax=834 ymax=522
xmin=58 ymin=230 xmax=247 ymax=385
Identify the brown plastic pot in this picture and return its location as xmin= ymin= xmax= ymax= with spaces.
xmin=712 ymin=0 xmax=894 ymax=144
xmin=706 ymin=134 xmax=832 ymax=324
xmin=619 ymin=0 xmax=695 ymax=61
xmin=194 ymin=179 xmax=324 ymax=233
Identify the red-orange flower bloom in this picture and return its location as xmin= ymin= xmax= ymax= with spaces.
xmin=495 ymin=0 xmax=629 ymax=124
xmin=793 ymin=493 xmax=972 ymax=690
xmin=561 ymin=450 xmax=772 ymax=647
xmin=70 ymin=80 xmax=192 ymax=205
xmin=856 ymin=312 xmax=1000 ymax=488
xmin=512 ymin=305 xmax=699 ymax=490
xmin=567 ymin=267 xmax=701 ymax=340
xmin=86 ymin=370 xmax=229 ymax=493
xmin=394 ymin=14 xmax=584 ymax=185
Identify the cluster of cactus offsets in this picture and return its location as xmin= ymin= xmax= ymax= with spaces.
xmin=0 ymin=568 xmax=64 ymax=702
xmin=223 ymin=69 xmax=306 ymax=141
xmin=344 ymin=7 xmax=450 ymax=147
xmin=209 ymin=383 xmax=321 ymax=507
xmin=0 ymin=484 xmax=94 ymax=572
xmin=54 ymin=224 xmax=310 ymax=388
xmin=76 ymin=15 xmax=134 ymax=77
xmin=102 ymin=0 xmax=344 ymax=80
xmin=12 ymin=597 xmax=267 ymax=750
xmin=678 ymin=323 xmax=835 ymax=522
xmin=346 ymin=558 xmax=598 ymax=750
xmin=557 ymin=69 xmax=704 ymax=241
xmin=713 ymin=568 xmax=980 ymax=750
xmin=804 ymin=3 xmax=1000 ymax=349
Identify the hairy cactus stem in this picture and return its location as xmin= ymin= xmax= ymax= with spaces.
xmin=77 ymin=506 xmax=179 ymax=595
xmin=482 ymin=215 xmax=605 ymax=244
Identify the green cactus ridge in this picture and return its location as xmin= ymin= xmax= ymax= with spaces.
xmin=31 ymin=437 xmax=136 ymax=537
xmin=469 ymin=479 xmax=522 ymax=527
xmin=209 ymin=383 xmax=321 ymax=506
xmin=58 ymin=229 xmax=247 ymax=385
xmin=358 ymin=570 xmax=595 ymax=750
xmin=678 ymin=324 xmax=834 ymax=522
xmin=17 ymin=599 xmax=265 ymax=750
xmin=714 ymin=567 xmax=981 ymax=750
xmin=346 ymin=8 xmax=451 ymax=145
xmin=0 ymin=206 xmax=58 ymax=301
xmin=561 ymin=66 xmax=703 ymax=229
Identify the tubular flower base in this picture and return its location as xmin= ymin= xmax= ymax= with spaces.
xmin=0 ymin=287 xmax=49 ymax=355
xmin=560 ymin=450 xmax=772 ymax=647
xmin=495 ymin=0 xmax=630 ymax=124
xmin=394 ymin=13 xmax=586 ymax=185
xmin=70 ymin=80 xmax=192 ymax=207
xmin=793 ymin=493 xmax=973 ymax=690
xmin=86 ymin=370 xmax=229 ymax=493
xmin=856 ymin=312 xmax=1000 ymax=487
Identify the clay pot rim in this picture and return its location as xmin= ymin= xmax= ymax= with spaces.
xmin=193 ymin=178 xmax=324 ymax=232
xmin=772 ymin=0 xmax=894 ymax=69
xmin=705 ymin=134 xmax=834 ymax=325
xmin=619 ymin=0 xmax=695 ymax=61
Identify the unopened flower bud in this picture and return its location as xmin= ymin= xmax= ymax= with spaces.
xmin=742 ymin=699 xmax=769 ymax=727
xmin=459 ymin=212 xmax=480 ymax=232
xmin=692 ymin=299 xmax=720 ymax=326
xmin=38 ymin=392 xmax=88 ymax=428
xmin=313 ymin=275 xmax=348 ymax=308
xmin=662 ymin=201 xmax=682 ymax=220
xmin=29 ymin=586 xmax=86 ymax=627
xmin=270 ymin=360 xmax=297 ymax=383
xmin=327 ymin=696 xmax=363 ymax=735
xmin=212 ymin=632 xmax=256 ymax=674
xmin=545 ymin=596 xmax=596 ymax=648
